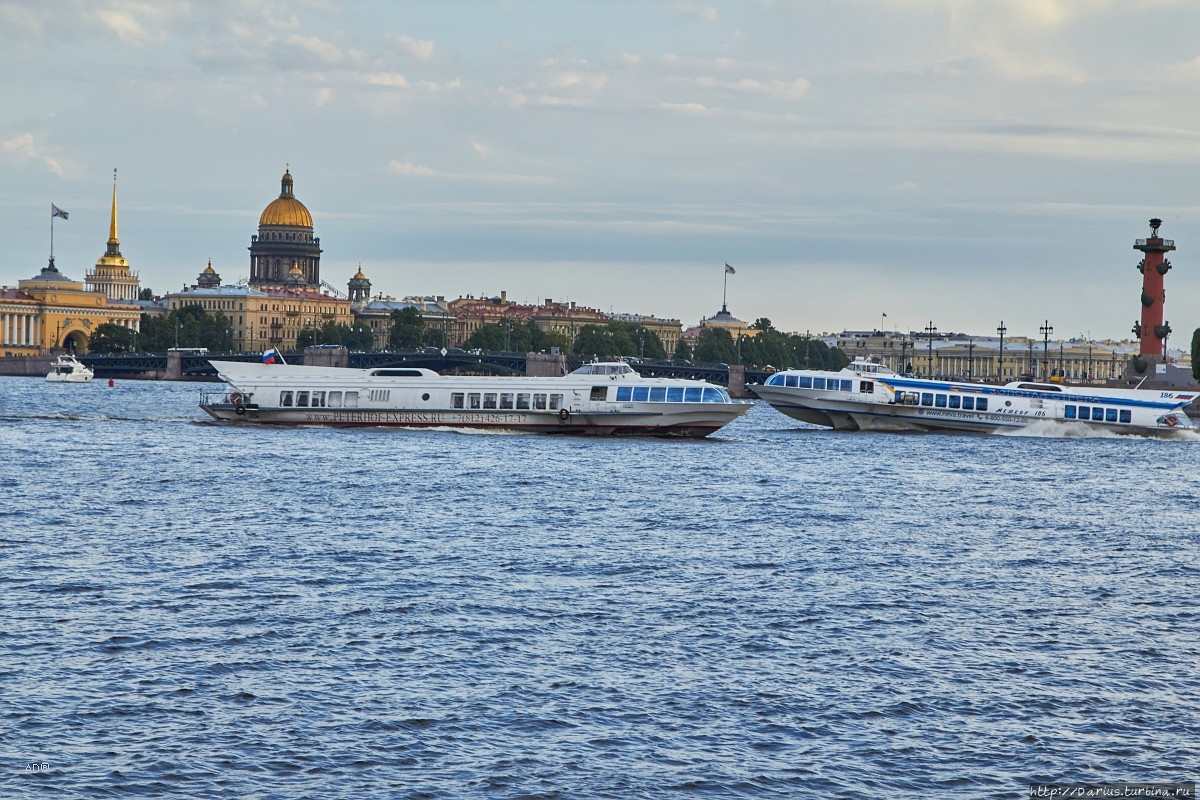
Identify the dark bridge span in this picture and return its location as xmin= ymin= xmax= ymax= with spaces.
xmin=78 ymin=351 xmax=771 ymax=386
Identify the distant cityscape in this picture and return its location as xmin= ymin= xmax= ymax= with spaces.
xmin=2 ymin=169 xmax=1191 ymax=384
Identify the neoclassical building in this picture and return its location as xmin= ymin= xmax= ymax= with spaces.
xmin=2 ymin=177 xmax=141 ymax=355
xmin=248 ymin=168 xmax=323 ymax=289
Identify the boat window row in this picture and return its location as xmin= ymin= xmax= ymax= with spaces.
xmin=1065 ymin=405 xmax=1131 ymax=423
xmin=615 ymin=386 xmax=732 ymax=403
xmin=765 ymin=374 xmax=855 ymax=392
xmin=896 ymin=391 xmax=990 ymax=411
xmin=451 ymin=392 xmax=564 ymax=410
xmin=280 ymin=390 xmax=360 ymax=408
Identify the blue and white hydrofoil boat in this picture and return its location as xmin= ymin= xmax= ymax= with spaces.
xmin=751 ymin=358 xmax=1197 ymax=436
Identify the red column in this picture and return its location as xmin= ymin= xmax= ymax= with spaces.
xmin=1133 ymin=219 xmax=1175 ymax=356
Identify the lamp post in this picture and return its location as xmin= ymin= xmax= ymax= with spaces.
xmin=1058 ymin=340 xmax=1064 ymax=380
xmin=967 ymin=337 xmax=974 ymax=380
xmin=924 ymin=321 xmax=937 ymax=378
xmin=1039 ymin=320 xmax=1053 ymax=380
xmin=899 ymin=335 xmax=909 ymax=375
xmin=996 ymin=321 xmax=1006 ymax=382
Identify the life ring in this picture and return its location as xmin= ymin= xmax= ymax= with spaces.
xmin=229 ymin=391 xmax=244 ymax=406
xmin=558 ymin=407 xmax=570 ymax=422
xmin=1165 ymin=414 xmax=1179 ymax=427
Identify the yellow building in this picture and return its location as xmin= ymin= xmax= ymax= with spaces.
xmin=85 ymin=169 xmax=141 ymax=302
xmin=1 ymin=259 xmax=140 ymax=355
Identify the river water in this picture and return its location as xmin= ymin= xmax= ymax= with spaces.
xmin=3 ymin=376 xmax=1198 ymax=799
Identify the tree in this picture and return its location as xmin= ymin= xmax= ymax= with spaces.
xmin=387 ymin=307 xmax=424 ymax=350
xmin=138 ymin=287 xmax=156 ymax=301
xmin=674 ymin=339 xmax=692 ymax=361
xmin=1192 ymin=328 xmax=1200 ymax=381
xmin=86 ymin=323 xmax=137 ymax=354
xmin=694 ymin=327 xmax=738 ymax=364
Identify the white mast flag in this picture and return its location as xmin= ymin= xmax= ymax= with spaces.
xmin=51 ymin=204 xmax=69 ymax=220
xmin=725 ymin=263 xmax=736 ymax=274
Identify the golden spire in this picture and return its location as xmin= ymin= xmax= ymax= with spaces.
xmin=108 ymin=168 xmax=119 ymax=246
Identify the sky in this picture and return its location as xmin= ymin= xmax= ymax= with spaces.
xmin=3 ymin=0 xmax=1200 ymax=343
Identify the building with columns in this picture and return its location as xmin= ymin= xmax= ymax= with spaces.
xmin=248 ymin=168 xmax=323 ymax=289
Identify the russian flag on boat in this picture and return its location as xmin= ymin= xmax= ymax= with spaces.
xmin=262 ymin=348 xmax=281 ymax=364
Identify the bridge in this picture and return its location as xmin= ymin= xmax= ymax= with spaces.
xmin=77 ymin=350 xmax=773 ymax=386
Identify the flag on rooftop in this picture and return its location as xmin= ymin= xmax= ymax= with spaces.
xmin=51 ymin=204 xmax=69 ymax=220
xmin=725 ymin=263 xmax=736 ymax=274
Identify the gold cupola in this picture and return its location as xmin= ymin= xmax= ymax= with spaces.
xmin=258 ymin=168 xmax=313 ymax=227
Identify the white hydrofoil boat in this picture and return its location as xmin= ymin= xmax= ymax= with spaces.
xmin=751 ymin=358 xmax=1196 ymax=437
xmin=200 ymin=360 xmax=751 ymax=437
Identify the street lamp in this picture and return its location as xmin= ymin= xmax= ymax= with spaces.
xmin=996 ymin=321 xmax=1007 ymax=381
xmin=924 ymin=321 xmax=937 ymax=378
xmin=1039 ymin=320 xmax=1053 ymax=380
xmin=967 ymin=337 xmax=974 ymax=380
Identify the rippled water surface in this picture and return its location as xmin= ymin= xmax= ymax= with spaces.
xmin=4 ymin=376 xmax=1199 ymax=799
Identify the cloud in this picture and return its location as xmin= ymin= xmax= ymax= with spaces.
xmin=287 ymin=33 xmax=342 ymax=64
xmin=672 ymin=2 xmax=719 ymax=23
xmin=365 ymin=72 xmax=410 ymax=88
xmin=387 ymin=160 xmax=553 ymax=185
xmin=2 ymin=133 xmax=64 ymax=176
xmin=552 ymin=72 xmax=608 ymax=91
xmin=391 ymin=33 xmax=435 ymax=60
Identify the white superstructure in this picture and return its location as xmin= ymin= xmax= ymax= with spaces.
xmin=45 ymin=354 xmax=94 ymax=383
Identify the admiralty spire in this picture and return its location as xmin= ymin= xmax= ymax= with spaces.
xmin=85 ymin=168 xmax=141 ymax=302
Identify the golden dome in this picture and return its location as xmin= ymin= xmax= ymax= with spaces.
xmin=259 ymin=169 xmax=313 ymax=227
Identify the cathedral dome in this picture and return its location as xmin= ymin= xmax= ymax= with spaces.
xmin=259 ymin=169 xmax=313 ymax=227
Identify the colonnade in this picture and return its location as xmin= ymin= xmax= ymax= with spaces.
xmin=0 ymin=312 xmax=41 ymax=347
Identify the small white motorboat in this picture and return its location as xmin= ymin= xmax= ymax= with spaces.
xmin=45 ymin=354 xmax=95 ymax=383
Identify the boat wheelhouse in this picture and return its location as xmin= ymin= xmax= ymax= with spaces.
xmin=751 ymin=358 xmax=1196 ymax=437
xmin=200 ymin=360 xmax=750 ymax=437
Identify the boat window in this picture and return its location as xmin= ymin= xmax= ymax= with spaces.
xmin=483 ymin=393 xmax=498 ymax=409
xmin=590 ymin=386 xmax=608 ymax=401
xmin=372 ymin=369 xmax=425 ymax=377
xmin=766 ymin=374 xmax=785 ymax=386
xmin=649 ymin=387 xmax=666 ymax=402
xmin=1105 ymin=408 xmax=1118 ymax=422
xmin=500 ymin=393 xmax=514 ymax=409
xmin=860 ymin=381 xmax=873 ymax=394
xmin=935 ymin=394 xmax=947 ymax=408
xmin=785 ymin=375 xmax=799 ymax=388
xmin=1119 ymin=409 xmax=1131 ymax=423
xmin=616 ymin=387 xmax=633 ymax=402
xmin=921 ymin=393 xmax=934 ymax=406
xmin=962 ymin=397 xmax=974 ymax=410
xmin=469 ymin=393 xmax=481 ymax=409
xmin=798 ymin=376 xmax=813 ymax=389
xmin=296 ymin=391 xmax=310 ymax=407
xmin=1065 ymin=404 xmax=1077 ymax=419
xmin=976 ymin=397 xmax=988 ymax=411
xmin=813 ymin=378 xmax=826 ymax=390
xmin=840 ymin=380 xmax=853 ymax=392
xmin=685 ymin=387 xmax=702 ymax=403
xmin=633 ymin=387 xmax=649 ymax=402
xmin=703 ymin=387 xmax=729 ymax=403
xmin=667 ymin=387 xmax=685 ymax=403
xmin=1078 ymin=405 xmax=1089 ymax=419
xmin=451 ymin=392 xmax=465 ymax=409
xmin=344 ymin=391 xmax=358 ymax=408
xmin=1092 ymin=407 xmax=1104 ymax=421
xmin=328 ymin=391 xmax=342 ymax=408
xmin=549 ymin=394 xmax=563 ymax=410
xmin=280 ymin=391 xmax=293 ymax=407
xmin=948 ymin=395 xmax=960 ymax=409
xmin=533 ymin=393 xmax=548 ymax=410
xmin=516 ymin=393 xmax=531 ymax=410
xmin=311 ymin=391 xmax=325 ymax=408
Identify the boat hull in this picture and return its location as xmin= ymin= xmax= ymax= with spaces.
xmin=200 ymin=401 xmax=742 ymax=437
